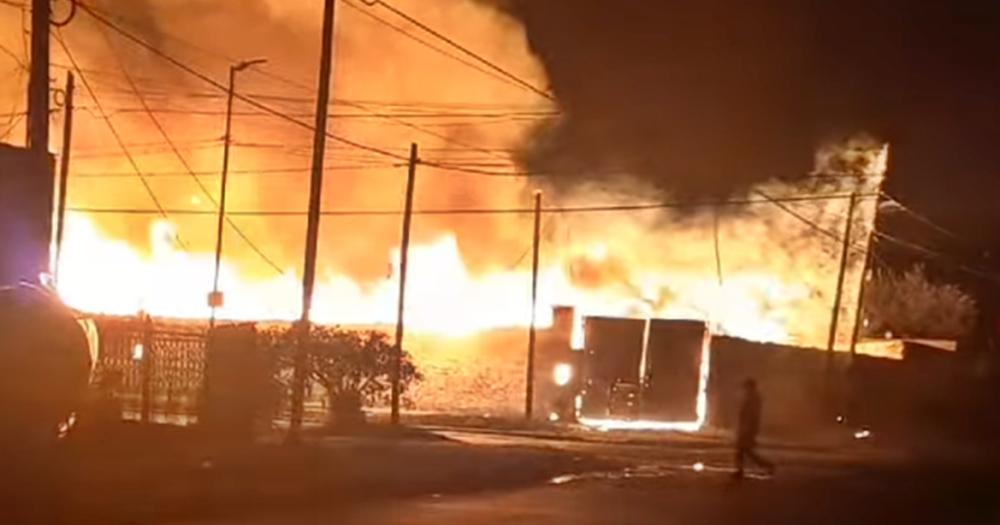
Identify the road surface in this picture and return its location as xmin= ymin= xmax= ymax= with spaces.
xmin=177 ymin=429 xmax=999 ymax=525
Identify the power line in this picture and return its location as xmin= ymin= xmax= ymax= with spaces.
xmin=76 ymin=2 xmax=410 ymax=163
xmin=77 ymin=1 xmax=524 ymax=169
xmin=751 ymin=188 xmax=878 ymax=261
xmin=504 ymin=216 xmax=554 ymax=271
xmin=752 ymin=189 xmax=848 ymax=244
xmin=70 ymin=140 xmax=225 ymax=160
xmin=97 ymin=25 xmax=286 ymax=276
xmin=0 ymin=41 xmax=26 ymax=69
xmin=416 ymin=160 xmax=547 ymax=177
xmin=68 ymin=2 xmax=554 ymax=180
xmin=881 ymin=193 xmax=970 ymax=245
xmin=340 ymin=0 xmax=526 ymax=93
xmin=52 ymin=61 xmax=552 ymax=110
xmin=0 ymin=113 xmax=24 ymax=141
xmin=223 ymin=30 xmax=519 ymax=162
xmin=0 ymin=37 xmax=27 ymax=135
xmin=73 ymin=164 xmax=407 ymax=178
xmin=68 ymin=192 xmax=869 ymax=218
xmin=357 ymin=0 xmax=554 ymax=102
xmin=102 ymin=106 xmax=558 ymax=120
xmin=54 ymin=28 xmax=188 ymax=250
xmin=873 ymin=231 xmax=997 ymax=282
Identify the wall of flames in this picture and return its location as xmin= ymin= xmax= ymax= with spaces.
xmin=0 ymin=1 xmax=886 ymax=364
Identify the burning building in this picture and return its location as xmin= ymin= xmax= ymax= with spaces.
xmin=529 ymin=307 xmax=969 ymax=439
xmin=573 ymin=316 xmax=710 ymax=431
xmin=0 ymin=0 xmax=885 ymax=351
xmin=0 ymin=0 xmax=900 ymax=428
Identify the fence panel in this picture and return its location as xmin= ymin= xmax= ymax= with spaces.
xmin=95 ymin=318 xmax=207 ymax=425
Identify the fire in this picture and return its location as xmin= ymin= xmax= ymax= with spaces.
xmin=17 ymin=0 xmax=886 ymax=375
xmin=578 ymin=328 xmax=712 ymax=433
xmin=58 ymin=216 xmax=556 ymax=335
xmin=56 ymin=210 xmax=829 ymax=346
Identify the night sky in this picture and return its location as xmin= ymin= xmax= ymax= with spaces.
xmin=501 ymin=0 xmax=1000 ymax=279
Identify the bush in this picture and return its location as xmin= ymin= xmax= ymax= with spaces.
xmin=864 ymin=265 xmax=977 ymax=340
xmin=262 ymin=326 xmax=421 ymax=427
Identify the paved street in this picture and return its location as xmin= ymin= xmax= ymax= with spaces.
xmin=177 ymin=429 xmax=1000 ymax=525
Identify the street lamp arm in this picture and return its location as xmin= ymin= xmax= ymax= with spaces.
xmin=234 ymin=57 xmax=268 ymax=72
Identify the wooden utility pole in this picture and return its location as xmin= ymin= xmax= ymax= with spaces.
xmin=827 ymin=192 xmax=859 ymax=355
xmin=26 ymin=0 xmax=50 ymax=155
xmin=391 ymin=143 xmax=418 ymax=425
xmin=849 ymin=164 xmax=890 ymax=357
xmin=140 ymin=313 xmax=154 ymax=424
xmin=53 ymin=72 xmax=74 ymax=283
xmin=289 ymin=0 xmax=337 ymax=440
xmin=848 ymin=235 xmax=875 ymax=356
xmin=525 ymin=190 xmax=542 ymax=419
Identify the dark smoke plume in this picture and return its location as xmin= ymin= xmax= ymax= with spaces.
xmin=500 ymin=0 xmax=1000 ymax=202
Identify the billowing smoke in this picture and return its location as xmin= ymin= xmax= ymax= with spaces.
xmin=53 ymin=0 xmax=551 ymax=281
xmin=3 ymin=1 xmax=886 ymax=355
xmin=497 ymin=0 xmax=822 ymax=199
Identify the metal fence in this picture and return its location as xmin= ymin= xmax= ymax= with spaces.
xmin=94 ymin=317 xmax=207 ymax=425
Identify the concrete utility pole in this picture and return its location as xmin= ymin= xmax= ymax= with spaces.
xmin=53 ymin=72 xmax=74 ymax=283
xmin=209 ymin=58 xmax=267 ymax=328
xmin=289 ymin=0 xmax=337 ymax=441
xmin=26 ymin=0 xmax=50 ymax=154
xmin=827 ymin=192 xmax=859 ymax=355
xmin=391 ymin=143 xmax=418 ymax=425
xmin=525 ymin=190 xmax=542 ymax=419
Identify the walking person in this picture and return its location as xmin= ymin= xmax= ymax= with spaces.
xmin=733 ymin=378 xmax=775 ymax=479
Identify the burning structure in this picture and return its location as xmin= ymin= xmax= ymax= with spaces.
xmin=572 ymin=316 xmax=709 ymax=431
xmin=526 ymin=307 xmax=971 ymax=439
xmin=0 ymin=0 xmax=907 ymax=432
xmin=0 ymin=0 xmax=884 ymax=349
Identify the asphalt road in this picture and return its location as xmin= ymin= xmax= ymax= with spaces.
xmin=180 ymin=430 xmax=1000 ymax=525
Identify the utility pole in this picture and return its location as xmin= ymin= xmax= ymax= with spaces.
xmin=827 ymin=192 xmax=859 ymax=355
xmin=525 ymin=190 xmax=542 ymax=419
xmin=53 ymin=72 xmax=74 ymax=283
xmin=209 ymin=58 xmax=267 ymax=328
xmin=289 ymin=0 xmax=337 ymax=441
xmin=848 ymin=234 xmax=875 ymax=356
xmin=26 ymin=0 xmax=50 ymax=155
xmin=391 ymin=143 xmax=418 ymax=425
xmin=849 ymin=165 xmax=890 ymax=357
xmin=140 ymin=312 xmax=154 ymax=424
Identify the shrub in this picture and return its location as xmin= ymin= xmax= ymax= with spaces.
xmin=864 ymin=265 xmax=977 ymax=340
xmin=262 ymin=326 xmax=421 ymax=426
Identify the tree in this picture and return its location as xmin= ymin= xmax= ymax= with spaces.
xmin=864 ymin=265 xmax=977 ymax=340
xmin=262 ymin=326 xmax=421 ymax=426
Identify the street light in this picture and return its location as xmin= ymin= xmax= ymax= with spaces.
xmin=209 ymin=57 xmax=268 ymax=328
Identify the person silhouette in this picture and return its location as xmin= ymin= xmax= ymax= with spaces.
xmin=734 ymin=378 xmax=775 ymax=479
